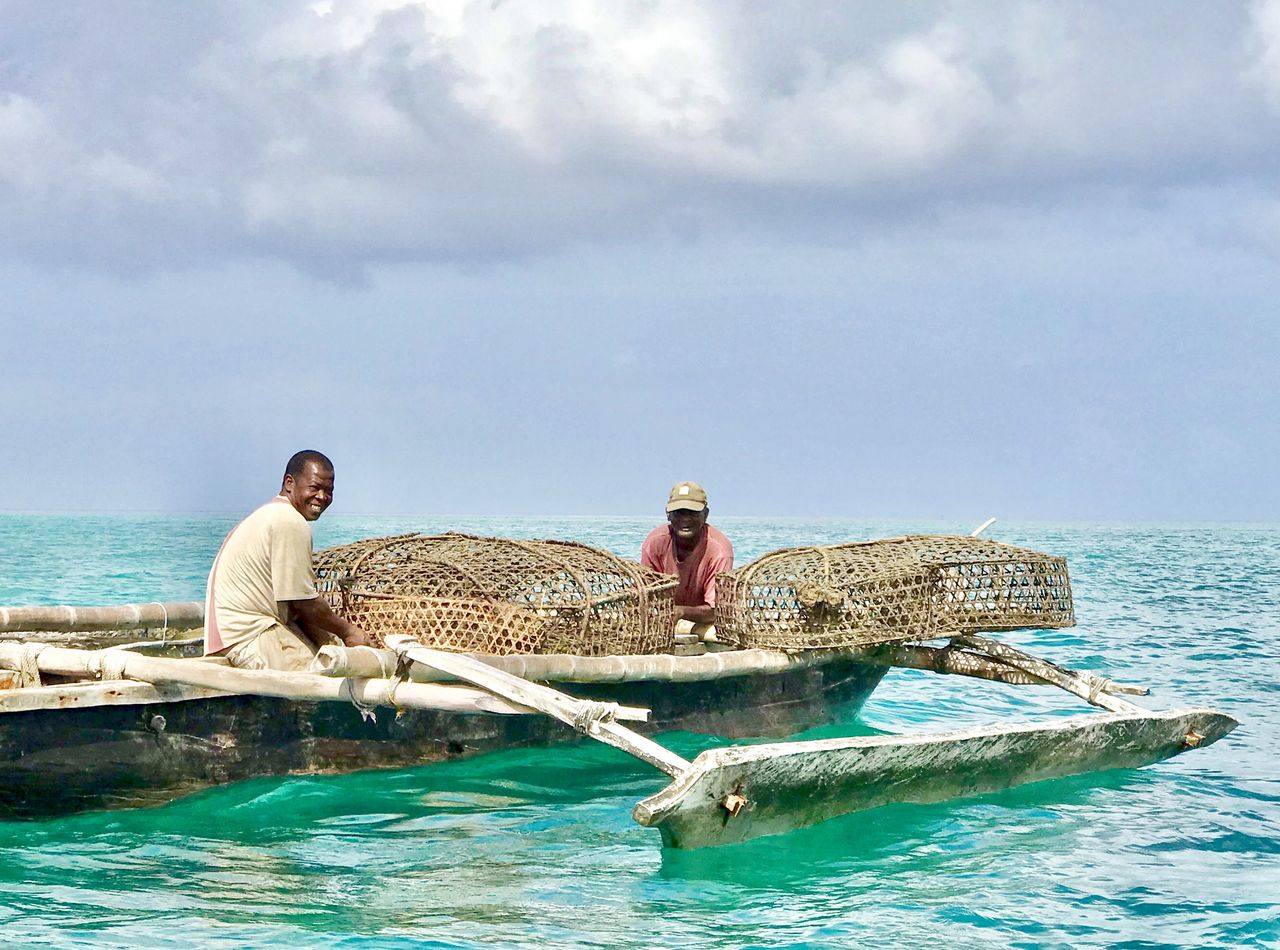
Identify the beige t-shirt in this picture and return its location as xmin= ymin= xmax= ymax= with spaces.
xmin=204 ymin=496 xmax=317 ymax=654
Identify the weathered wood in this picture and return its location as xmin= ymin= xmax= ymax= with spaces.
xmin=385 ymin=637 xmax=686 ymax=777
xmin=953 ymin=635 xmax=1145 ymax=713
xmin=0 ymin=680 xmax=230 ymax=713
xmin=315 ymin=643 xmax=878 ymax=684
xmin=864 ymin=642 xmax=1150 ymax=695
xmin=970 ymin=516 xmax=997 ymax=537
xmin=0 ymin=602 xmax=204 ymax=634
xmin=314 ymin=642 xmax=1147 ymax=699
xmin=0 ymin=643 xmax=546 ymax=718
xmin=633 ymin=707 xmax=1240 ymax=848
xmin=0 ymin=654 xmax=886 ymax=819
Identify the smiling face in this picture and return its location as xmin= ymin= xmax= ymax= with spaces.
xmin=282 ymin=460 xmax=334 ymax=521
xmin=667 ymin=506 xmax=709 ymax=545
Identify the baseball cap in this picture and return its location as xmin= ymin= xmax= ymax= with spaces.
xmin=666 ymin=481 xmax=708 ymax=512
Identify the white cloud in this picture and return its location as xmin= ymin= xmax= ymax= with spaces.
xmin=0 ymin=1 xmax=1277 ymax=273
xmin=1249 ymin=0 xmax=1280 ymax=104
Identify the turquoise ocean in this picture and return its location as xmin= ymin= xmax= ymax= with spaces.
xmin=0 ymin=514 xmax=1276 ymax=949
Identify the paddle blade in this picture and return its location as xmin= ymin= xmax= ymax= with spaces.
xmin=633 ymin=707 xmax=1238 ymax=849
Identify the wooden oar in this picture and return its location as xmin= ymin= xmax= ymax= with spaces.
xmin=383 ymin=636 xmax=689 ymax=776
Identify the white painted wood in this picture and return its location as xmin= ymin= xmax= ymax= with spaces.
xmin=386 ymin=636 xmax=688 ymax=778
xmin=969 ymin=517 xmax=998 ymax=537
xmin=315 ymin=643 xmax=874 ymax=684
xmin=633 ymin=707 xmax=1240 ymax=848
xmin=0 ymin=680 xmax=230 ymax=713
xmin=0 ymin=602 xmax=204 ymax=633
xmin=0 ymin=642 xmax=538 ymax=717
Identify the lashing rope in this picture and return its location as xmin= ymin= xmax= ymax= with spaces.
xmin=572 ymin=700 xmax=619 ymax=735
xmin=16 ymin=644 xmax=50 ymax=689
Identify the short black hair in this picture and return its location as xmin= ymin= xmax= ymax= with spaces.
xmin=285 ymin=450 xmax=334 ymax=479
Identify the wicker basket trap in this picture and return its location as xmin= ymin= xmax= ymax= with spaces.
xmin=319 ymin=533 xmax=678 ymax=656
xmin=714 ymin=535 xmax=1074 ymax=650
xmin=314 ymin=533 xmax=419 ymax=609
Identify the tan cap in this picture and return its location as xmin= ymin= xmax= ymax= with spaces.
xmin=666 ymin=480 xmax=708 ymax=512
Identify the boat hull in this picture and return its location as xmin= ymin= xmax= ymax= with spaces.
xmin=0 ymin=658 xmax=886 ymax=819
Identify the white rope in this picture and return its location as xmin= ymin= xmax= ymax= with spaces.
xmin=147 ymin=602 xmax=170 ymax=640
xmin=572 ymin=700 xmax=620 ymax=735
xmin=16 ymin=644 xmax=50 ymax=689
xmin=1087 ymin=675 xmax=1113 ymax=704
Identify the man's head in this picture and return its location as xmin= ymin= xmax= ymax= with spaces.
xmin=281 ymin=450 xmax=335 ymax=522
xmin=665 ymin=480 xmax=709 ymax=544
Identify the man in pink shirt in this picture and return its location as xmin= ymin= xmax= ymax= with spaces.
xmin=641 ymin=481 xmax=734 ymax=625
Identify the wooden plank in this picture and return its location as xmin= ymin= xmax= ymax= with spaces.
xmin=633 ymin=707 xmax=1239 ymax=849
xmin=0 ymin=680 xmax=230 ymax=713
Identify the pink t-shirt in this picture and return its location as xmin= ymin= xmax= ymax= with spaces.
xmin=641 ymin=524 xmax=734 ymax=607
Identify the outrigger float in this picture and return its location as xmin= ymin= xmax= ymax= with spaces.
xmin=0 ymin=600 xmax=1236 ymax=848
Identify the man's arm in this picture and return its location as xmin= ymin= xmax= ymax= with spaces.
xmin=678 ymin=542 xmax=734 ymax=624
xmin=289 ymin=597 xmax=372 ymax=649
xmin=676 ymin=604 xmax=716 ymax=624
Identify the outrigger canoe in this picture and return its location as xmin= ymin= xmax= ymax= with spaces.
xmin=0 ymin=602 xmax=1236 ymax=848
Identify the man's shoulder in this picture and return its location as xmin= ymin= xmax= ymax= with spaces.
xmin=705 ymin=524 xmax=733 ymax=555
xmin=238 ymin=498 xmax=307 ymax=536
xmin=641 ymin=524 xmax=670 ymax=553
xmin=643 ymin=524 xmax=669 ymax=544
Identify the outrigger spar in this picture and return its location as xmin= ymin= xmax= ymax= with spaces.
xmin=380 ymin=635 xmax=1237 ymax=849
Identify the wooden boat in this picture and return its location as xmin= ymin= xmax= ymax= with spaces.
xmin=0 ymin=603 xmax=885 ymax=820
xmin=0 ymin=602 xmax=1237 ymax=848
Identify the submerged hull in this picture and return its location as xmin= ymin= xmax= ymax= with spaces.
xmin=0 ymin=658 xmax=886 ymax=819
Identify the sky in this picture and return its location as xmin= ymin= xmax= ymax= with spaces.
xmin=1 ymin=0 xmax=1278 ymax=521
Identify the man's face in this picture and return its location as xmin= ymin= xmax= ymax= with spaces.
xmin=667 ymin=507 xmax=708 ymax=543
xmin=283 ymin=461 xmax=334 ymax=522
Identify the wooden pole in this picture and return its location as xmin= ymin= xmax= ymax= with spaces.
xmin=0 ymin=602 xmax=204 ymax=634
xmin=385 ymin=636 xmax=689 ymax=778
xmin=864 ymin=642 xmax=1149 ymax=695
xmin=315 ymin=641 xmax=1147 ymax=697
xmin=0 ymin=642 xmax=633 ymax=719
xmin=952 ymin=634 xmax=1146 ymax=714
xmin=314 ymin=643 xmax=874 ymax=684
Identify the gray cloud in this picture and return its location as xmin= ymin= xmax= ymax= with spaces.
xmin=2 ymin=1 xmax=1280 ymax=274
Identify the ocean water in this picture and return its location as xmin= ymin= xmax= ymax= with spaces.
xmin=0 ymin=514 xmax=1276 ymax=949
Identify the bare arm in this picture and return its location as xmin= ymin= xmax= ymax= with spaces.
xmin=676 ymin=604 xmax=716 ymax=624
xmin=289 ymin=597 xmax=372 ymax=649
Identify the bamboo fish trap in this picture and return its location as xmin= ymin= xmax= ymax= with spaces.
xmin=320 ymin=534 xmax=678 ymax=656
xmin=715 ymin=535 xmax=1074 ymax=650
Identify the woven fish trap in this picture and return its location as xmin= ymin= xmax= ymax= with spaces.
xmin=715 ymin=535 xmax=1074 ymax=650
xmin=330 ymin=533 xmax=678 ymax=656
xmin=314 ymin=533 xmax=421 ymax=608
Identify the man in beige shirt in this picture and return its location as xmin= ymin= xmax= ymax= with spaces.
xmin=204 ymin=450 xmax=371 ymax=671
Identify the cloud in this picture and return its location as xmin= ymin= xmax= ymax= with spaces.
xmin=1 ymin=1 xmax=1278 ymax=274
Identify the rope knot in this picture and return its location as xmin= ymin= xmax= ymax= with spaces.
xmin=572 ymin=700 xmax=619 ymax=735
xmin=16 ymin=644 xmax=50 ymax=689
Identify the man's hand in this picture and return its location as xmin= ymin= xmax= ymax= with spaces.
xmin=676 ymin=604 xmax=717 ymax=625
xmin=290 ymin=596 xmax=374 ymax=651
xmin=342 ymin=629 xmax=373 ymax=649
